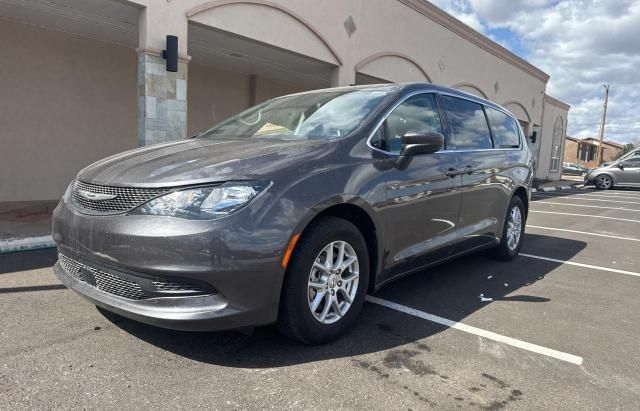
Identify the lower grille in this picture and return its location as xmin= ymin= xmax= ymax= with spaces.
xmin=58 ymin=252 xmax=215 ymax=300
xmin=59 ymin=253 xmax=146 ymax=300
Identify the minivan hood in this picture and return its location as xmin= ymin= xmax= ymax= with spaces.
xmin=77 ymin=137 xmax=325 ymax=187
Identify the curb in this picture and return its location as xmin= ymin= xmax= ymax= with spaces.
xmin=0 ymin=235 xmax=55 ymax=254
xmin=534 ymin=183 xmax=584 ymax=193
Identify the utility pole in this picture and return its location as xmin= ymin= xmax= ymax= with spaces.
xmin=595 ymin=83 xmax=609 ymax=166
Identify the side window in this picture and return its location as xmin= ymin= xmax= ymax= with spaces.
xmin=621 ymin=157 xmax=640 ymax=168
xmin=370 ymin=94 xmax=443 ymax=153
xmin=440 ymin=95 xmax=493 ymax=150
xmin=485 ymin=107 xmax=521 ymax=148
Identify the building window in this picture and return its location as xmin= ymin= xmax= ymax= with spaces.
xmin=549 ymin=116 xmax=563 ymax=172
xmin=589 ymin=146 xmax=594 ymax=161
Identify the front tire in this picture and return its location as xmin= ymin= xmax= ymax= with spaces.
xmin=278 ymin=216 xmax=369 ymax=344
xmin=490 ymin=196 xmax=525 ymax=261
xmin=594 ymin=174 xmax=613 ymax=190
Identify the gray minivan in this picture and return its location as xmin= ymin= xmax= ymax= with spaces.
xmin=53 ymin=83 xmax=532 ymax=344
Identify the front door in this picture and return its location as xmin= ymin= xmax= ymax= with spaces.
xmin=616 ymin=156 xmax=640 ymax=185
xmin=370 ymin=93 xmax=462 ymax=282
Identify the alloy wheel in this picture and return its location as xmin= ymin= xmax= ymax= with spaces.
xmin=307 ymin=241 xmax=359 ymax=325
xmin=506 ymin=206 xmax=522 ymax=251
xmin=596 ymin=175 xmax=612 ymax=189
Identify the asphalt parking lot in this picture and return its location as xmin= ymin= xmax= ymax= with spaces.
xmin=1 ymin=187 xmax=639 ymax=410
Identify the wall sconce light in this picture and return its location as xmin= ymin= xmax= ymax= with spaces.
xmin=162 ymin=35 xmax=178 ymax=72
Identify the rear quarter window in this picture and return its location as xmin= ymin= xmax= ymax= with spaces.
xmin=485 ymin=107 xmax=521 ymax=148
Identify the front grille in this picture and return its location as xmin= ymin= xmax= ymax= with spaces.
xmin=71 ymin=180 xmax=168 ymax=214
xmin=59 ymin=253 xmax=146 ymax=300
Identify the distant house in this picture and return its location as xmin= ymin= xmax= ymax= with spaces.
xmin=564 ymin=136 xmax=623 ymax=168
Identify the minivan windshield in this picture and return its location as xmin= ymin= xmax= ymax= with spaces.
xmin=197 ymin=89 xmax=392 ymax=140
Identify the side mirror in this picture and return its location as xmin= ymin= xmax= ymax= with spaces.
xmin=396 ymin=130 xmax=444 ymax=170
xmin=618 ymin=163 xmax=624 ymax=170
xmin=399 ymin=130 xmax=444 ymax=157
xmin=530 ymin=131 xmax=537 ymax=144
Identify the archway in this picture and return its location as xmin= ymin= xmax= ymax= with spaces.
xmin=452 ymin=83 xmax=488 ymax=99
xmin=355 ymin=52 xmax=431 ymax=84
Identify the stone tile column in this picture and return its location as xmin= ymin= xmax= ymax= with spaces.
xmin=137 ymin=50 xmax=188 ymax=146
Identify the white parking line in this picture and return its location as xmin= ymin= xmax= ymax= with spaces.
xmin=526 ymin=225 xmax=640 ymax=242
xmin=530 ymin=210 xmax=640 ymax=223
xmin=520 ymin=253 xmax=640 ymax=278
xmin=366 ymin=295 xmax=583 ymax=365
xmin=537 ymin=192 xmax=640 ymax=200
xmin=532 ymin=194 xmax=640 ymax=205
xmin=578 ymin=190 xmax=640 ymax=198
xmin=553 ymin=187 xmax=640 ymax=194
xmin=534 ymin=202 xmax=640 ymax=213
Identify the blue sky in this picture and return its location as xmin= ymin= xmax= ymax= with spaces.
xmin=485 ymin=27 xmax=528 ymax=59
xmin=431 ymin=0 xmax=640 ymax=145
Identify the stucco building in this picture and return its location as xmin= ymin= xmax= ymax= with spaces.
xmin=0 ymin=0 xmax=570 ymax=202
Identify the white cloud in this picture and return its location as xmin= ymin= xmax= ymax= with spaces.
xmin=431 ymin=0 xmax=640 ymax=144
xmin=468 ymin=0 xmax=553 ymax=24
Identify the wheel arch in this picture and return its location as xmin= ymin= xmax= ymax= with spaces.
xmin=594 ymin=172 xmax=616 ymax=186
xmin=513 ymin=186 xmax=529 ymax=218
xmin=290 ymin=200 xmax=382 ymax=292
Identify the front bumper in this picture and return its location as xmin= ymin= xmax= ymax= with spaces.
xmin=52 ymin=199 xmax=289 ymax=331
xmin=584 ymin=173 xmax=595 ymax=186
xmin=54 ymin=260 xmax=250 ymax=331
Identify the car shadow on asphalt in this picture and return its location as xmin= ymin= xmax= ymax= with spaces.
xmin=0 ymin=248 xmax=57 ymax=274
xmin=99 ymin=233 xmax=586 ymax=368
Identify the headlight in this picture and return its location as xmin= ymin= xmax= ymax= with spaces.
xmin=62 ymin=180 xmax=75 ymax=203
xmin=131 ymin=181 xmax=271 ymax=220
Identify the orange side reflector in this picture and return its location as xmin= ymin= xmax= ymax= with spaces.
xmin=281 ymin=233 xmax=301 ymax=269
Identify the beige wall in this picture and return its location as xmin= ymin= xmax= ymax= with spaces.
xmin=127 ymin=0 xmax=552 ymax=127
xmin=254 ymin=76 xmax=308 ymax=104
xmin=0 ymin=20 xmax=138 ymax=201
xmin=187 ymin=63 xmax=308 ymax=136
xmin=182 ymin=0 xmax=546 ymax=123
xmin=187 ymin=63 xmax=250 ymax=135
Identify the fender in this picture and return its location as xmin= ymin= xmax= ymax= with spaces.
xmin=288 ymin=194 xmax=386 ymax=284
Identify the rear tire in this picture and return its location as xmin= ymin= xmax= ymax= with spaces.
xmin=594 ymin=174 xmax=613 ymax=190
xmin=490 ymin=196 xmax=525 ymax=261
xmin=278 ymin=216 xmax=369 ymax=344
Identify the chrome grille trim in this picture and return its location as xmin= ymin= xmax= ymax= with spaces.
xmin=71 ymin=180 xmax=168 ymax=215
xmin=58 ymin=253 xmax=146 ymax=300
xmin=152 ymin=281 xmax=207 ymax=293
